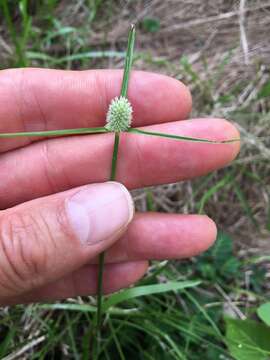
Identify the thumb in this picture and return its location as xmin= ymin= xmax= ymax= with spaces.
xmin=0 ymin=182 xmax=133 ymax=301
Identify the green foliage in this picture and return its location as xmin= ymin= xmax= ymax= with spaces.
xmin=197 ymin=232 xmax=240 ymax=281
xmin=257 ymin=81 xmax=270 ymax=99
xmin=0 ymin=0 xmax=32 ymax=66
xmin=103 ymin=280 xmax=200 ymax=311
xmin=248 ymin=265 xmax=267 ymax=293
xmin=225 ymin=318 xmax=270 ymax=360
xmin=141 ymin=17 xmax=160 ymax=33
xmin=257 ymin=302 xmax=270 ymax=327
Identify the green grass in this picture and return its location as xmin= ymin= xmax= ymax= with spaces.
xmin=0 ymin=1 xmax=269 ymax=359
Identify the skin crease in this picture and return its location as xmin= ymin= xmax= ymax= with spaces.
xmin=0 ymin=119 xmax=239 ymax=208
xmin=0 ymin=69 xmax=240 ymax=304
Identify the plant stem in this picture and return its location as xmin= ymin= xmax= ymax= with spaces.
xmin=95 ymin=132 xmax=120 ymax=359
xmin=96 ymin=132 xmax=119 ymax=329
xmin=95 ymin=24 xmax=136 ymax=358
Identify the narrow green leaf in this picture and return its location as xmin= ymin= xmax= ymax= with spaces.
xmin=183 ymin=290 xmax=222 ymax=338
xmin=128 ymin=128 xmax=240 ymax=144
xmin=103 ymin=280 xmax=201 ymax=311
xmin=121 ymin=24 xmax=136 ymax=97
xmin=57 ymin=51 xmax=126 ymax=64
xmin=108 ymin=320 xmax=126 ymax=360
xmin=39 ymin=303 xmax=139 ymax=315
xmin=257 ymin=303 xmax=270 ymax=327
xmin=198 ymin=173 xmax=234 ymax=214
xmin=0 ymin=127 xmax=107 ymax=138
xmin=234 ymin=183 xmax=259 ymax=228
xmin=26 ymin=51 xmax=126 ymax=64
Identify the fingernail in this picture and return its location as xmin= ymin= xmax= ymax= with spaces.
xmin=66 ymin=182 xmax=134 ymax=245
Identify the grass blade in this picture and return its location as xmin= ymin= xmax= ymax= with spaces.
xmin=128 ymin=128 xmax=240 ymax=144
xmin=0 ymin=127 xmax=107 ymax=138
xmin=198 ymin=172 xmax=234 ymax=214
xmin=103 ymin=280 xmax=201 ymax=311
xmin=183 ymin=289 xmax=222 ymax=338
xmin=121 ymin=24 xmax=136 ymax=97
xmin=233 ymin=182 xmax=259 ymax=228
xmin=40 ymin=303 xmax=139 ymax=316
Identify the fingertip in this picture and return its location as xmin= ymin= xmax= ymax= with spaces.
xmin=208 ymin=118 xmax=240 ymax=159
xmin=199 ymin=215 xmax=217 ymax=251
xmin=220 ymin=118 xmax=241 ymax=160
xmin=177 ymin=79 xmax=192 ymax=118
xmin=174 ymin=117 xmax=241 ymax=175
xmin=178 ymin=215 xmax=217 ymax=257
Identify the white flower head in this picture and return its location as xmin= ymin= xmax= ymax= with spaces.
xmin=105 ymin=96 xmax=133 ymax=132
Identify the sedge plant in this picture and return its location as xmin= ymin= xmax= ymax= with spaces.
xmin=0 ymin=24 xmax=240 ymax=357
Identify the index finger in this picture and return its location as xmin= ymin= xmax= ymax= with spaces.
xmin=0 ymin=68 xmax=192 ymax=152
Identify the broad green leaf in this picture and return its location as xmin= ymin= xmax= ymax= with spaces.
xmin=257 ymin=303 xmax=270 ymax=327
xmin=225 ymin=318 xmax=270 ymax=360
xmin=103 ymin=280 xmax=200 ymax=311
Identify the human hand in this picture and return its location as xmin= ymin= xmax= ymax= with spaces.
xmin=0 ymin=68 xmax=240 ymax=305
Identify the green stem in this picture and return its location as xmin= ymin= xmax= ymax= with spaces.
xmin=96 ymin=132 xmax=119 ymax=328
xmin=95 ymin=133 xmax=120 ymax=358
xmin=110 ymin=132 xmax=121 ymax=180
xmin=94 ymin=24 xmax=136 ymax=358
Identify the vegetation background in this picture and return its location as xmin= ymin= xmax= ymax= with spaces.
xmin=0 ymin=0 xmax=269 ymax=359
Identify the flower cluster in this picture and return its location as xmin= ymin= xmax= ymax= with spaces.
xmin=105 ymin=96 xmax=133 ymax=132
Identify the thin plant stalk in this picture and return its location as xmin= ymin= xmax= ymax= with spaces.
xmin=95 ymin=24 xmax=136 ymax=355
xmin=96 ymin=131 xmax=119 ymax=331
